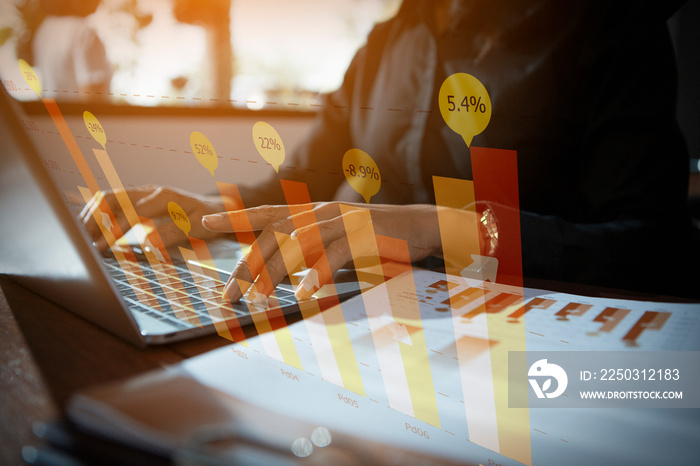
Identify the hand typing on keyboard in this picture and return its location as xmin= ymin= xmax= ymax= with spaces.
xmin=202 ymin=202 xmax=451 ymax=303
xmin=80 ymin=185 xmax=237 ymax=252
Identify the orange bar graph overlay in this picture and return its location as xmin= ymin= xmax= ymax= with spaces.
xmin=279 ymin=180 xmax=365 ymax=396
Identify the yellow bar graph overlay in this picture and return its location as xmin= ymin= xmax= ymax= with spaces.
xmin=340 ymin=205 xmax=440 ymax=427
xmin=433 ymin=175 xmax=531 ymax=465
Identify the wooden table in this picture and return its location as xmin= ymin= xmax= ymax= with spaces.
xmin=3 ymin=269 xmax=698 ymax=466
xmin=0 ymin=275 xmax=229 ymax=465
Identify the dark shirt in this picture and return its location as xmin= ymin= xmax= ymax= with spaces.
xmin=242 ymin=0 xmax=694 ymax=297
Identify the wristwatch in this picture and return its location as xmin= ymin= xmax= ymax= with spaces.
xmin=479 ymin=207 xmax=499 ymax=256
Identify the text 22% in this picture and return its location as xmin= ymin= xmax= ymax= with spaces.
xmin=258 ymin=137 xmax=281 ymax=150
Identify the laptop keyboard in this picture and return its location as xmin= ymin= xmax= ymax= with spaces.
xmin=102 ymin=257 xmax=299 ymax=329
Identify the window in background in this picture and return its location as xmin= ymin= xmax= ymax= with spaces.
xmin=91 ymin=0 xmax=402 ymax=109
xmin=230 ymin=0 xmax=402 ymax=110
xmin=1 ymin=0 xmax=400 ymax=107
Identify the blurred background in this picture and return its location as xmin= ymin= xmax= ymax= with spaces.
xmin=0 ymin=0 xmax=401 ymax=109
xmin=0 ymin=0 xmax=697 ymax=231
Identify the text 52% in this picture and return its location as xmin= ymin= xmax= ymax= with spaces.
xmin=446 ymin=95 xmax=487 ymax=113
xmin=345 ymin=164 xmax=379 ymax=180
xmin=193 ymin=143 xmax=213 ymax=156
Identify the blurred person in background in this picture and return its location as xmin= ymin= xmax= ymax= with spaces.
xmin=82 ymin=0 xmax=698 ymax=300
xmin=17 ymin=0 xmax=111 ymax=100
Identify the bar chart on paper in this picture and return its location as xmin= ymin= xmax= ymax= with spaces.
xmin=180 ymin=269 xmax=700 ymax=465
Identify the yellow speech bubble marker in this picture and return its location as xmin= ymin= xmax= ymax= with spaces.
xmin=18 ymin=59 xmax=41 ymax=97
xmin=190 ymin=131 xmax=218 ymax=177
xmin=439 ymin=72 xmax=492 ymax=147
xmin=167 ymin=201 xmax=191 ymax=237
xmin=342 ymin=148 xmax=381 ymax=204
xmin=252 ymin=121 xmax=285 ymax=173
xmin=83 ymin=111 xmax=107 ymax=149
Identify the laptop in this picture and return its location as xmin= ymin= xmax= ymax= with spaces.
xmin=0 ymin=85 xmax=363 ymax=347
